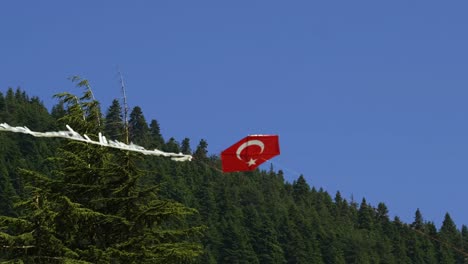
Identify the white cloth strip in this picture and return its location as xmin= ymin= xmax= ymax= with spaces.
xmin=0 ymin=123 xmax=192 ymax=161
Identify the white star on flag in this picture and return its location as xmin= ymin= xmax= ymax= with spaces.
xmin=247 ymin=158 xmax=257 ymax=166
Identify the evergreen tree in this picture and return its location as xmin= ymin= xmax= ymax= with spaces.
xmin=164 ymin=137 xmax=181 ymax=153
xmin=4 ymin=88 xmax=16 ymax=124
xmin=129 ymin=106 xmax=150 ymax=147
xmin=193 ymin=139 xmax=208 ymax=160
xmin=440 ymin=213 xmax=459 ymax=244
xmin=2 ymin=86 xmax=468 ymax=264
xmin=411 ymin=208 xmax=424 ymax=230
xmin=0 ymin=84 xmax=203 ymax=263
xmin=292 ymin=175 xmax=309 ymax=203
xmin=420 ymin=223 xmax=438 ymax=264
xmin=104 ymin=99 xmax=124 ymax=141
xmin=357 ymin=198 xmax=373 ymax=230
xmin=438 ymin=213 xmax=460 ymax=263
xmin=0 ymin=92 xmax=5 ymax=112
xmin=51 ymin=101 xmax=66 ymax=121
xmin=0 ymin=163 xmax=16 ymax=216
xmin=149 ymin=119 xmax=164 ymax=149
xmin=219 ymin=216 xmax=258 ymax=264
xmin=181 ymin=138 xmax=192 ymax=155
xmin=462 ymin=225 xmax=468 ymax=255
xmin=376 ymin=202 xmax=389 ymax=225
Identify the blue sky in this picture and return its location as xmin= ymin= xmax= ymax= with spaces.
xmin=2 ymin=1 xmax=468 ymax=228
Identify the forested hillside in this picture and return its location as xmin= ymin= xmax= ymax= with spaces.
xmin=0 ymin=87 xmax=467 ymax=263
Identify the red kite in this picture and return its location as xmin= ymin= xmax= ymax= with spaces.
xmin=221 ymin=135 xmax=280 ymax=172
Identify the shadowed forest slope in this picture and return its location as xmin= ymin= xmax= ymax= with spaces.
xmin=0 ymin=87 xmax=467 ymax=263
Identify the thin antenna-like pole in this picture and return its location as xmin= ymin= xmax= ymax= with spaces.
xmin=118 ymin=68 xmax=130 ymax=144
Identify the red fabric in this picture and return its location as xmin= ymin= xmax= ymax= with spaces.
xmin=221 ymin=135 xmax=280 ymax=172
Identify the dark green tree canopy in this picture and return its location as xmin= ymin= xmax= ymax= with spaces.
xmin=129 ymin=106 xmax=150 ymax=146
xmin=0 ymin=86 xmax=467 ymax=263
xmin=0 ymin=85 xmax=203 ymax=263
xmin=104 ymin=99 xmax=125 ymax=141
xmin=149 ymin=119 xmax=164 ymax=149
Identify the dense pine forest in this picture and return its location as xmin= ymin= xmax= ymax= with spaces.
xmin=0 ymin=86 xmax=467 ymax=263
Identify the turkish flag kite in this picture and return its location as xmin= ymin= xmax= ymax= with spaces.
xmin=221 ymin=135 xmax=280 ymax=172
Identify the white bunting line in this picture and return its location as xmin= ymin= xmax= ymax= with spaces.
xmin=0 ymin=123 xmax=192 ymax=162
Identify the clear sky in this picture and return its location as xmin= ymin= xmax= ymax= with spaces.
xmin=2 ymin=1 xmax=468 ymax=228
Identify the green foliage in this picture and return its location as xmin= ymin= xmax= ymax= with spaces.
xmin=104 ymin=99 xmax=125 ymax=142
xmin=193 ymin=140 xmax=208 ymax=160
xmin=129 ymin=106 xmax=150 ymax=147
xmin=1 ymin=85 xmax=468 ymax=263
xmin=0 ymin=88 xmax=58 ymax=216
xmin=149 ymin=119 xmax=164 ymax=149
xmin=0 ymin=84 xmax=203 ymax=263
